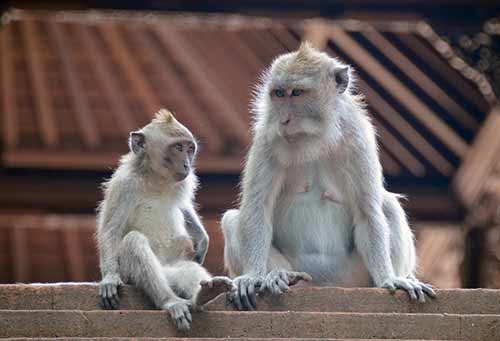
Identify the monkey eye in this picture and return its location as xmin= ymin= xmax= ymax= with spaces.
xmin=188 ymin=144 xmax=195 ymax=154
xmin=274 ymin=89 xmax=285 ymax=97
xmin=174 ymin=143 xmax=183 ymax=152
xmin=291 ymin=89 xmax=303 ymax=97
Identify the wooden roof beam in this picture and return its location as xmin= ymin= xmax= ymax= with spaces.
xmin=99 ymin=23 xmax=162 ymax=116
xmin=326 ymin=46 xmax=454 ymax=176
xmin=361 ymin=29 xmax=479 ymax=130
xmin=154 ymin=26 xmax=249 ymax=146
xmin=125 ymin=27 xmax=223 ymax=153
xmin=378 ymin=146 xmax=402 ymax=176
xmin=453 ymin=106 xmax=500 ymax=208
xmin=397 ymin=33 xmax=490 ymax=113
xmin=303 ymin=20 xmax=329 ymax=50
xmin=329 ymin=26 xmax=468 ymax=158
xmin=49 ymin=22 xmax=101 ymax=149
xmin=1 ymin=23 xmax=19 ymax=148
xmin=2 ymin=149 xmax=242 ymax=173
xmin=22 ymin=20 xmax=59 ymax=148
xmin=358 ymin=78 xmax=455 ymax=176
xmin=374 ymin=117 xmax=427 ymax=176
xmin=74 ymin=25 xmax=135 ymax=136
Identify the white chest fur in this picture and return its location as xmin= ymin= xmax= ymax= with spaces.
xmin=273 ymin=160 xmax=363 ymax=283
xmin=128 ymin=193 xmax=187 ymax=263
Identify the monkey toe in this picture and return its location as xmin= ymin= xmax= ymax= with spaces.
xmin=196 ymin=276 xmax=236 ymax=306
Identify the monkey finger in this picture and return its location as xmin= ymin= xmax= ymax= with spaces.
xmin=278 ymin=271 xmax=289 ymax=285
xmin=419 ymin=283 xmax=436 ymax=298
xmin=109 ymin=296 xmax=120 ymax=310
xmin=413 ymin=285 xmax=425 ymax=303
xmin=277 ymin=278 xmax=289 ymax=293
xmin=239 ymin=284 xmax=252 ymax=310
xmin=247 ymin=282 xmax=257 ymax=309
xmin=383 ymin=283 xmax=396 ymax=294
xmin=231 ymin=291 xmax=243 ymax=311
xmin=184 ymin=308 xmax=192 ymax=324
xmin=271 ymin=281 xmax=283 ymax=296
xmin=111 ymin=284 xmax=118 ymax=297
xmin=101 ymin=296 xmax=112 ymax=310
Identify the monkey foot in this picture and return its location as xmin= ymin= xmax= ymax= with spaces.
xmin=196 ymin=276 xmax=235 ymax=306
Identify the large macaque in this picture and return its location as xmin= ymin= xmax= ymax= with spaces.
xmin=97 ymin=109 xmax=234 ymax=330
xmin=221 ymin=42 xmax=435 ymax=310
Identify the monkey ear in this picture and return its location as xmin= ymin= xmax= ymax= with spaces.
xmin=129 ymin=131 xmax=145 ymax=154
xmin=332 ymin=66 xmax=350 ymax=94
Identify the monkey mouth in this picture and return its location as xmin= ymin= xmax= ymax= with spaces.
xmin=283 ymin=132 xmax=307 ymax=143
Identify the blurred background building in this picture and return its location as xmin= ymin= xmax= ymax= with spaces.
xmin=0 ymin=0 xmax=499 ymax=288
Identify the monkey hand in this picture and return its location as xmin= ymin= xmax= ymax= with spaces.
xmin=259 ymin=269 xmax=312 ymax=296
xmin=99 ymin=273 xmax=123 ymax=310
xmin=382 ymin=276 xmax=436 ymax=303
xmin=163 ymin=298 xmax=192 ymax=332
xmin=228 ymin=274 xmax=264 ymax=311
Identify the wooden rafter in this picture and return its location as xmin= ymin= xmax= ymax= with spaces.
xmin=397 ymin=33 xmax=489 ymax=113
xmin=361 ymin=29 xmax=478 ymax=130
xmin=49 ymin=22 xmax=101 ymax=149
xmin=2 ymin=149 xmax=242 ymax=173
xmin=374 ymin=118 xmax=426 ymax=176
xmin=74 ymin=25 xmax=135 ymax=136
xmin=154 ymin=25 xmax=250 ymax=146
xmin=379 ymin=146 xmax=402 ymax=175
xmin=453 ymin=106 xmax=500 ymax=208
xmin=303 ymin=20 xmax=330 ymax=49
xmin=329 ymin=26 xmax=468 ymax=158
xmin=359 ymin=79 xmax=455 ymax=176
xmin=22 ymin=19 xmax=59 ymax=147
xmin=126 ymin=27 xmax=223 ymax=153
xmin=99 ymin=23 xmax=162 ymax=115
xmin=325 ymin=46 xmax=454 ymax=176
xmin=1 ymin=23 xmax=19 ymax=148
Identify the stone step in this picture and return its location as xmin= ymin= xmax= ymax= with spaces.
xmin=3 ymin=338 xmax=460 ymax=341
xmin=0 ymin=310 xmax=498 ymax=340
xmin=1 ymin=284 xmax=500 ymax=314
xmin=3 ymin=337 xmax=458 ymax=341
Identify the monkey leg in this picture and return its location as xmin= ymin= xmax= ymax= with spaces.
xmin=222 ymin=209 xmax=294 ymax=277
xmin=118 ymin=231 xmax=183 ymax=308
xmin=163 ymin=260 xmax=234 ymax=307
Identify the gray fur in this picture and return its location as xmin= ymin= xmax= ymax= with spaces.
xmin=97 ymin=110 xmax=233 ymax=330
xmin=221 ymin=43 xmax=435 ymax=310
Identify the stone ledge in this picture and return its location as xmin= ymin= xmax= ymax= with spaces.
xmin=1 ymin=284 xmax=500 ymax=315
xmin=2 ymin=310 xmax=497 ymax=340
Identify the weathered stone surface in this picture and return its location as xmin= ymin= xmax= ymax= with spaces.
xmin=0 ymin=311 xmax=468 ymax=339
xmin=2 ymin=284 xmax=500 ymax=315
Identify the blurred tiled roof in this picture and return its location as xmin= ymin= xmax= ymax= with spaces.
xmin=0 ymin=10 xmax=493 ymax=178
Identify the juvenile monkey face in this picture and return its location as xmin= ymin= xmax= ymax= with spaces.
xmin=163 ymin=139 xmax=197 ymax=181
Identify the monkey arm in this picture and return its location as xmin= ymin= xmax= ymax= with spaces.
xmin=181 ymin=206 xmax=209 ymax=264
xmin=238 ymin=141 xmax=285 ymax=277
xmin=96 ymin=179 xmax=134 ymax=279
xmin=341 ymin=126 xmax=395 ymax=287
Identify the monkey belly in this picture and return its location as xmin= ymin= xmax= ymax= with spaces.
xmin=273 ymin=187 xmax=371 ymax=286
xmin=128 ymin=200 xmax=190 ymax=265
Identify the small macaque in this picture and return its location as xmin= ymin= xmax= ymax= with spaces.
xmin=222 ymin=42 xmax=435 ymax=310
xmin=96 ymin=109 xmax=234 ymax=331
